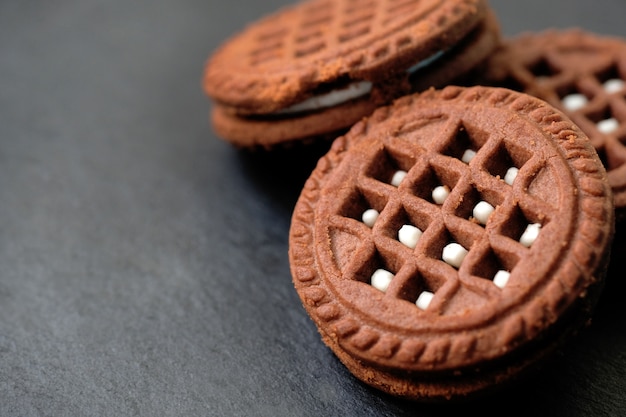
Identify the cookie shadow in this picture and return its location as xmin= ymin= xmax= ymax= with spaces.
xmin=593 ymin=226 xmax=626 ymax=320
xmin=236 ymin=140 xmax=333 ymax=212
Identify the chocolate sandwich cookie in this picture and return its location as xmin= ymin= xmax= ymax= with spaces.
xmin=477 ymin=30 xmax=626 ymax=223
xmin=288 ymin=86 xmax=614 ymax=400
xmin=204 ymin=0 xmax=500 ymax=149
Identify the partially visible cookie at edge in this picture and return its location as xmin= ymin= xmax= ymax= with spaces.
xmin=204 ymin=0 xmax=500 ymax=149
xmin=475 ymin=29 xmax=626 ymax=224
xmin=288 ymin=86 xmax=614 ymax=401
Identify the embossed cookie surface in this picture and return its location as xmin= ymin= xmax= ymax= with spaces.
xmin=478 ymin=30 xmax=626 ymax=222
xmin=288 ymin=86 xmax=614 ymax=400
xmin=204 ymin=0 xmax=499 ymax=148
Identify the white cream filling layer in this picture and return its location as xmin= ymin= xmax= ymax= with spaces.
xmin=275 ymin=50 xmax=446 ymax=115
xmin=276 ymin=80 xmax=373 ymax=115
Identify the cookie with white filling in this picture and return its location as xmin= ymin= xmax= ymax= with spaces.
xmin=204 ymin=0 xmax=500 ymax=148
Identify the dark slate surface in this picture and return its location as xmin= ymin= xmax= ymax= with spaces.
xmin=1 ymin=0 xmax=625 ymax=415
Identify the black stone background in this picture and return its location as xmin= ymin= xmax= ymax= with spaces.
xmin=1 ymin=0 xmax=625 ymax=415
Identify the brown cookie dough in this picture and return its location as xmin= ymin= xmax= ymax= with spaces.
xmin=204 ymin=0 xmax=500 ymax=148
xmin=477 ymin=29 xmax=626 ymax=223
xmin=288 ymin=86 xmax=614 ymax=401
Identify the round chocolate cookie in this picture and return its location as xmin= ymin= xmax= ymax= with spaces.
xmin=204 ymin=0 xmax=500 ymax=148
xmin=288 ymin=86 xmax=614 ymax=400
xmin=477 ymin=29 xmax=626 ymax=223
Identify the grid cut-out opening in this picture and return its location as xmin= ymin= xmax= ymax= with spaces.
xmin=595 ymin=144 xmax=610 ymax=169
xmin=343 ymin=0 xmax=375 ymax=14
xmin=605 ymin=142 xmax=626 ymax=171
xmin=483 ymin=140 xmax=531 ymax=182
xmin=498 ymin=205 xmax=546 ymax=246
xmin=586 ymin=105 xmax=615 ymax=124
xmin=529 ymin=57 xmax=559 ymax=78
xmin=410 ymin=162 xmax=461 ymax=204
xmin=557 ymin=82 xmax=593 ymax=112
xmin=386 ymin=0 xmax=422 ymax=18
xmin=354 ymin=246 xmax=404 ymax=286
xmin=338 ymin=186 xmax=388 ymax=224
xmin=424 ymin=227 xmax=473 ymax=268
xmin=382 ymin=204 xmax=432 ymax=248
xmin=453 ymin=186 xmax=502 ymax=226
xmin=294 ymin=29 xmax=323 ymax=44
xmin=255 ymin=27 xmax=288 ymax=43
xmin=586 ymin=105 xmax=620 ymax=135
xmin=497 ymin=75 xmax=526 ymax=94
xmin=365 ymin=147 xmax=416 ymax=186
xmin=250 ymin=40 xmax=284 ymax=66
xmin=396 ymin=267 xmax=447 ymax=310
xmin=341 ymin=11 xmax=374 ymax=29
xmin=300 ymin=9 xmax=333 ymax=29
xmin=556 ymin=83 xmax=585 ymax=100
xmin=442 ymin=123 xmax=489 ymax=162
xmin=595 ymin=64 xmax=624 ymax=86
xmin=295 ymin=41 xmax=326 ymax=58
xmin=338 ymin=26 xmax=371 ymax=43
xmin=469 ymin=247 xmax=518 ymax=286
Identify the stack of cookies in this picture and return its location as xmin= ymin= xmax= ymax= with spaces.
xmin=203 ymin=0 xmax=620 ymax=401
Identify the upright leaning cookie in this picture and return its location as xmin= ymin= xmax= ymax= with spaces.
xmin=204 ymin=0 xmax=500 ymax=148
xmin=477 ymin=30 xmax=626 ymax=223
xmin=288 ymin=86 xmax=614 ymax=400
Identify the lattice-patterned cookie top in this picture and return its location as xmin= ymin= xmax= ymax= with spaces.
xmin=289 ymin=86 xmax=613 ymax=373
xmin=480 ymin=30 xmax=626 ymax=216
xmin=204 ymin=0 xmax=486 ymax=113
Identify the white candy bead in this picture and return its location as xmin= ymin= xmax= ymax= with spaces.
xmin=398 ymin=224 xmax=422 ymax=249
xmin=371 ymin=269 xmax=394 ymax=292
xmin=603 ymin=78 xmax=625 ymax=94
xmin=432 ymin=185 xmax=450 ymax=204
xmin=597 ymin=118 xmax=619 ymax=134
xmin=473 ymin=201 xmax=495 ymax=225
xmin=493 ymin=270 xmax=511 ymax=289
xmin=442 ymin=243 xmax=468 ymax=268
xmin=561 ymin=93 xmax=588 ymax=111
xmin=504 ymin=167 xmax=518 ymax=185
xmin=416 ymin=291 xmax=434 ymax=310
xmin=461 ymin=149 xmax=476 ymax=163
xmin=362 ymin=209 xmax=379 ymax=228
xmin=519 ymin=223 xmax=541 ymax=247
xmin=391 ymin=170 xmax=407 ymax=187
